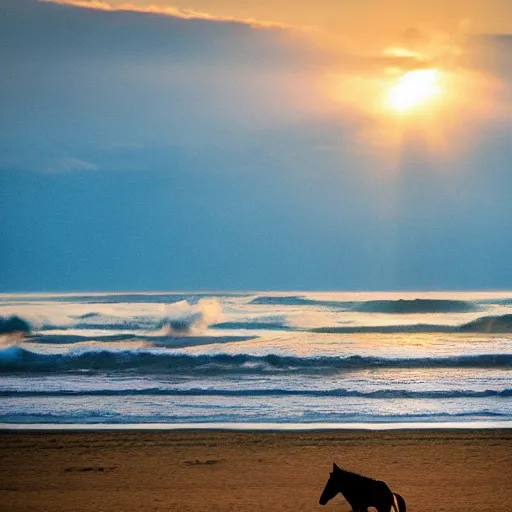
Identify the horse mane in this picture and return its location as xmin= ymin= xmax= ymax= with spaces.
xmin=336 ymin=467 xmax=378 ymax=485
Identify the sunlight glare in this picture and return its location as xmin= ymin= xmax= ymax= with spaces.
xmin=389 ymin=69 xmax=441 ymax=112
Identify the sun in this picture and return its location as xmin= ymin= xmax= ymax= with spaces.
xmin=388 ymin=69 xmax=441 ymax=113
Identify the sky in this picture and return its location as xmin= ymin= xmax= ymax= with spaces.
xmin=1 ymin=0 xmax=511 ymax=291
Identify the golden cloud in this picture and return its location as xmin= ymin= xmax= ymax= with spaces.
xmin=40 ymin=0 xmax=294 ymax=29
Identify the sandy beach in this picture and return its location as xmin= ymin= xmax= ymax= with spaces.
xmin=1 ymin=429 xmax=511 ymax=512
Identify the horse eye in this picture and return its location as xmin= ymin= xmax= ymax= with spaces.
xmin=330 ymin=472 xmax=334 ymax=476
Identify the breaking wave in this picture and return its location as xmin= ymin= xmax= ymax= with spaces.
xmin=0 ymin=316 xmax=31 ymax=334
xmin=459 ymin=314 xmax=512 ymax=333
xmin=18 ymin=299 xmax=224 ymax=334
xmin=1 ymin=346 xmax=511 ymax=374
xmin=9 ymin=308 xmax=512 ymax=335
xmin=2 ymin=388 xmax=511 ymax=399
xmin=1 ymin=410 xmax=508 ymax=425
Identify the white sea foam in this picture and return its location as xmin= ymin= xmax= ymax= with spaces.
xmin=0 ymin=291 xmax=511 ymax=426
xmin=2 ymin=421 xmax=512 ymax=431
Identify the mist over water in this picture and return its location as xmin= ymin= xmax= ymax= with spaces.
xmin=1 ymin=291 xmax=511 ymax=426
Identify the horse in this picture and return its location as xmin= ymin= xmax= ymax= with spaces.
xmin=319 ymin=463 xmax=406 ymax=512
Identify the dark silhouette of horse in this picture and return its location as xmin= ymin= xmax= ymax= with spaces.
xmin=319 ymin=463 xmax=406 ymax=512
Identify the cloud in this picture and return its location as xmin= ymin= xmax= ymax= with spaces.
xmin=466 ymin=33 xmax=512 ymax=76
xmin=41 ymin=0 xmax=293 ymax=29
xmin=0 ymin=0 xmax=336 ymax=172
xmin=387 ymin=26 xmax=512 ymax=80
xmin=45 ymin=158 xmax=99 ymax=173
xmin=2 ymin=0 xmax=320 ymax=68
xmin=2 ymin=0 xmax=511 ymax=167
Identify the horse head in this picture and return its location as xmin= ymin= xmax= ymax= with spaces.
xmin=319 ymin=463 xmax=342 ymax=505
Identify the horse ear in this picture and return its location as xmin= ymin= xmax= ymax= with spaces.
xmin=333 ymin=463 xmax=340 ymax=472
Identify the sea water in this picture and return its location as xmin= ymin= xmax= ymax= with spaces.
xmin=0 ymin=291 xmax=511 ymax=427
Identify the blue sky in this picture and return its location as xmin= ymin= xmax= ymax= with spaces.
xmin=1 ymin=0 xmax=511 ymax=291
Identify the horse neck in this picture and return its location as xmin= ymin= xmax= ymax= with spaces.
xmin=336 ymin=470 xmax=367 ymax=491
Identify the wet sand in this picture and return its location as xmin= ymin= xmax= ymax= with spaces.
xmin=1 ymin=429 xmax=511 ymax=512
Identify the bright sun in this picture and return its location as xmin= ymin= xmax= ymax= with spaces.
xmin=389 ymin=69 xmax=441 ymax=112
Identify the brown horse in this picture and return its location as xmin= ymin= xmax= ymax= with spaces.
xmin=319 ymin=463 xmax=406 ymax=512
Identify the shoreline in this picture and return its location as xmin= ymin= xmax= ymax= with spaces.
xmin=2 ymin=420 xmax=512 ymax=431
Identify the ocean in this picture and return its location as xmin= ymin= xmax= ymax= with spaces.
xmin=1 ymin=291 xmax=511 ymax=428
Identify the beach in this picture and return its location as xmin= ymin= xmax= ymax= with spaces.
xmin=1 ymin=429 xmax=511 ymax=512
xmin=1 ymin=293 xmax=511 ymax=510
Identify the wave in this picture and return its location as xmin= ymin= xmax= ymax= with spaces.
xmin=249 ymin=296 xmax=349 ymax=308
xmin=459 ymin=314 xmax=512 ymax=333
xmin=39 ymin=319 xmax=204 ymax=332
xmin=211 ymin=321 xmax=292 ymax=331
xmin=353 ymin=299 xmax=477 ymax=314
xmin=1 ymin=410 xmax=508 ymax=426
xmin=17 ymin=298 xmax=224 ymax=334
xmin=1 ymin=347 xmax=511 ymax=374
xmin=2 ymin=388 xmax=511 ymax=399
xmin=313 ymin=314 xmax=512 ymax=333
xmin=0 ymin=316 xmax=31 ymax=334
xmin=478 ymin=298 xmax=512 ymax=306
xmin=39 ymin=321 xmax=149 ymax=331
xmin=28 ymin=334 xmax=256 ymax=350
xmin=248 ymin=296 xmax=479 ymax=314
xmin=34 ymin=333 xmax=155 ymax=344
xmin=311 ymin=324 xmax=456 ymax=333
xmin=14 ymin=308 xmax=512 ymax=336
xmin=73 ymin=312 xmax=100 ymax=320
